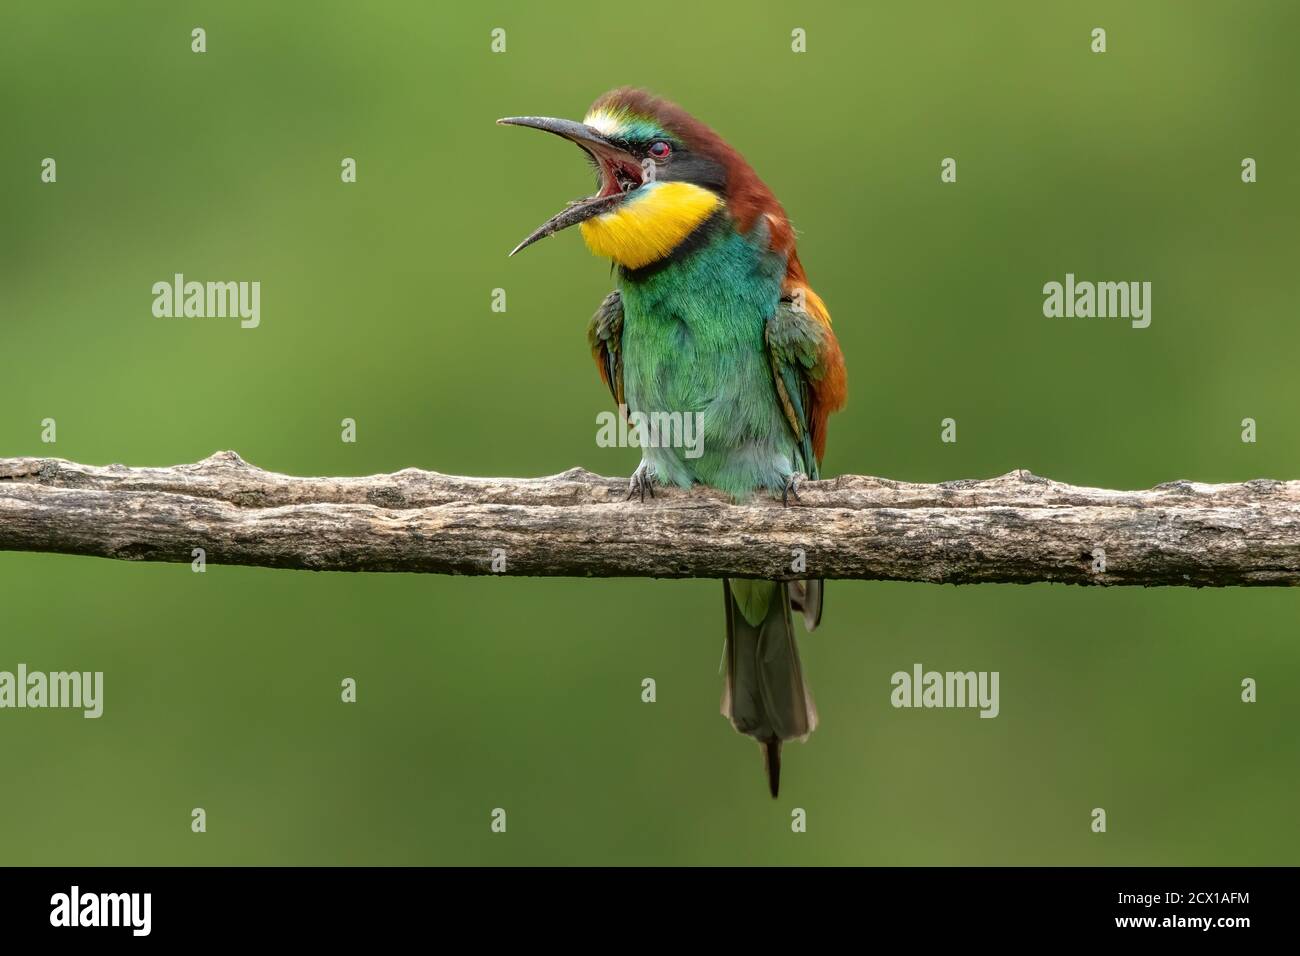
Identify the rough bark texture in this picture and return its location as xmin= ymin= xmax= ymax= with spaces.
xmin=1 ymin=451 xmax=1298 ymax=585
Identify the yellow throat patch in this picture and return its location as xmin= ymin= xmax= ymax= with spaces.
xmin=580 ymin=182 xmax=723 ymax=270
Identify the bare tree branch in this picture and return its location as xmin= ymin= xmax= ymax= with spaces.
xmin=1 ymin=451 xmax=1298 ymax=585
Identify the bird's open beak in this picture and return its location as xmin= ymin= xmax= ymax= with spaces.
xmin=498 ymin=116 xmax=644 ymax=256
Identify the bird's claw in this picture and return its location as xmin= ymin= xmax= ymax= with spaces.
xmin=627 ymin=462 xmax=656 ymax=503
xmin=781 ymin=472 xmax=806 ymax=507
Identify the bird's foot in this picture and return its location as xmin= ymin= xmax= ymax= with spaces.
xmin=781 ymin=472 xmax=807 ymax=507
xmin=626 ymin=461 xmax=657 ymax=503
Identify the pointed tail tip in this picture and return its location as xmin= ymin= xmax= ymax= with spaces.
xmin=763 ymin=738 xmax=782 ymax=799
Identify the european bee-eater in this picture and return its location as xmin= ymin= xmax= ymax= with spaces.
xmin=501 ymin=88 xmax=847 ymax=796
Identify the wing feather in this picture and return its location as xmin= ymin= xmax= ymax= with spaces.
xmin=587 ymin=290 xmax=624 ymax=407
xmin=763 ymin=291 xmax=847 ymax=478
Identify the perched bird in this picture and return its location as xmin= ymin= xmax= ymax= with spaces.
xmin=500 ymin=88 xmax=847 ymax=797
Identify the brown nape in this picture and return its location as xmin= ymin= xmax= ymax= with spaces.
xmin=588 ymin=87 xmax=800 ymax=268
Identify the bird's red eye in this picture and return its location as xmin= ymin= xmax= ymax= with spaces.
xmin=649 ymin=141 xmax=672 ymax=159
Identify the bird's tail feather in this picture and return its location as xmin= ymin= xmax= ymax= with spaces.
xmin=721 ymin=578 xmax=818 ymax=797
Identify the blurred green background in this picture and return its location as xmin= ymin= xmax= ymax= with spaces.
xmin=2 ymin=1 xmax=1297 ymax=865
